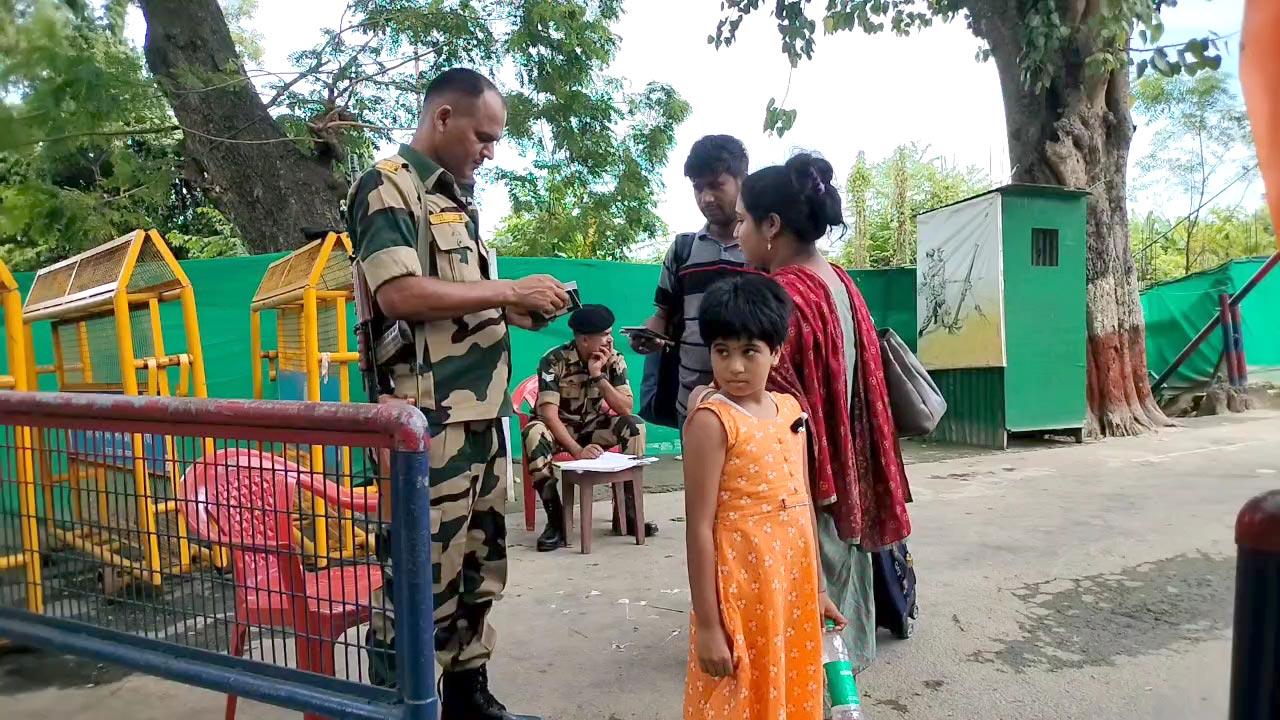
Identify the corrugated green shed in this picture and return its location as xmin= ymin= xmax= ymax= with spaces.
xmin=918 ymin=184 xmax=1089 ymax=448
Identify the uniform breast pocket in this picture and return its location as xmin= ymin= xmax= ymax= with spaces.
xmin=429 ymin=222 xmax=481 ymax=282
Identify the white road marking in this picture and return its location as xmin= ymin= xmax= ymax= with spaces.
xmin=1128 ymin=441 xmax=1264 ymax=463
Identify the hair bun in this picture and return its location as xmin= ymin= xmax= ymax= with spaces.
xmin=785 ymin=153 xmax=843 ymax=232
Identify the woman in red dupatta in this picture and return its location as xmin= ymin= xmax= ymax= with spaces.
xmin=731 ymin=153 xmax=912 ymax=672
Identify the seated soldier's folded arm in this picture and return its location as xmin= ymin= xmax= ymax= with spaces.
xmin=596 ymin=352 xmax=635 ymax=416
xmin=536 ymin=400 xmax=583 ymax=459
xmin=534 ymin=354 xmax=584 ymax=458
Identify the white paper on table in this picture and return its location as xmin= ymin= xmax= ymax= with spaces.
xmin=554 ymin=451 xmax=659 ymax=473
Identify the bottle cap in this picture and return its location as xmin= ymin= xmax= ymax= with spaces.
xmin=824 ymin=618 xmax=837 ymax=631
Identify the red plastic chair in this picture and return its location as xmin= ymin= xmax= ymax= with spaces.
xmin=178 ymin=448 xmax=383 ymax=720
xmin=513 ymin=375 xmax=620 ymax=532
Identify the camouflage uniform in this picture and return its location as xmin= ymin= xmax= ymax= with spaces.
xmin=522 ymin=342 xmax=646 ymax=523
xmin=347 ymin=144 xmax=512 ymax=684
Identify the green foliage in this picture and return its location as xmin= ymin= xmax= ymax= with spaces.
xmin=0 ymin=0 xmax=242 ymax=271
xmin=2 ymin=0 xmax=688 ymax=267
xmin=264 ymin=0 xmax=689 ymax=244
xmin=1132 ymin=206 xmax=1275 ymax=286
xmin=710 ymin=0 xmax=1222 ymax=135
xmin=1132 ymin=71 xmax=1256 ymax=274
xmin=488 ymin=1 xmax=690 ymax=259
xmin=221 ymin=0 xmax=265 ymax=63
xmin=844 ymin=151 xmax=871 ymax=267
xmin=167 ymin=206 xmax=248 ymax=259
xmin=493 ymin=82 xmax=690 ymax=260
xmin=837 ymin=143 xmax=989 ymax=268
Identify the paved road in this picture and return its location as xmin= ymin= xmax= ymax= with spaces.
xmin=3 ymin=411 xmax=1277 ymax=719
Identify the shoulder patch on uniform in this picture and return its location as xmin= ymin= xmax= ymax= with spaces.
xmin=375 ymin=159 xmax=402 ymax=174
xmin=429 ymin=211 xmax=468 ymax=225
xmin=541 ymin=371 xmax=556 ymax=383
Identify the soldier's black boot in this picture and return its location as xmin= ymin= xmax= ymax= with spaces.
xmin=440 ymin=666 xmax=542 ymax=720
xmin=535 ymin=491 xmax=566 ymax=552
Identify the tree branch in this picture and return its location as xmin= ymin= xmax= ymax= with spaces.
xmin=337 ymin=42 xmax=443 ymax=102
xmin=1129 ymin=31 xmax=1238 ymax=54
xmin=7 ymin=120 xmax=416 ymax=150
xmin=4 ymin=125 xmax=181 ymax=148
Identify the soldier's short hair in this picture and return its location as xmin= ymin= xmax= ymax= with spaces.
xmin=424 ymin=68 xmax=502 ymax=107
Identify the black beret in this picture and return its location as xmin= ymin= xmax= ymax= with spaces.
xmin=568 ymin=304 xmax=615 ymax=334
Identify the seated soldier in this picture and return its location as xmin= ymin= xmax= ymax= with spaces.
xmin=523 ymin=304 xmax=659 ymax=552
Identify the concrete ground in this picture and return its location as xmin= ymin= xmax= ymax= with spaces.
xmin=4 ymin=410 xmax=1279 ymax=719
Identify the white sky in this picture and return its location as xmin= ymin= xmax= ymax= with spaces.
xmin=130 ymin=0 xmax=1251 ymax=246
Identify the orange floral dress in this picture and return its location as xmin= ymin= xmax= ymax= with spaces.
xmin=684 ymin=392 xmax=824 ymax=720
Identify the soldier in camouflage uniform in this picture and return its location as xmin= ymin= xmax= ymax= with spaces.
xmin=522 ymin=305 xmax=658 ymax=551
xmin=346 ymin=68 xmax=565 ymax=720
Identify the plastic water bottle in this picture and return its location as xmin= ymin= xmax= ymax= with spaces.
xmin=822 ymin=619 xmax=864 ymax=719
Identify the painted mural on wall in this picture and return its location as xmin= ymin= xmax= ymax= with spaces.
xmin=916 ymin=192 xmax=1007 ymax=370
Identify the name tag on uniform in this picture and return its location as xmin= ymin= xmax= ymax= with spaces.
xmin=429 ymin=211 xmax=468 ymax=225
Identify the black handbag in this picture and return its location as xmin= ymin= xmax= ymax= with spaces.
xmin=638 ymin=346 xmax=681 ymax=428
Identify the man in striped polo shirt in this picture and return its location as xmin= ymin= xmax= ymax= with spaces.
xmin=633 ymin=135 xmax=751 ymax=427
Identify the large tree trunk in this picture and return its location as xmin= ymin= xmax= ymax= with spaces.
xmin=138 ymin=0 xmax=345 ymax=254
xmin=972 ymin=4 xmax=1173 ymax=437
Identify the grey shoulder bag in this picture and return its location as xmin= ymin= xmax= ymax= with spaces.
xmin=877 ymin=328 xmax=947 ymax=437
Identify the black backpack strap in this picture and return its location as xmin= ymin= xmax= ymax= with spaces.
xmin=669 ymin=231 xmax=698 ymax=307
xmin=673 ymin=231 xmax=697 ymax=267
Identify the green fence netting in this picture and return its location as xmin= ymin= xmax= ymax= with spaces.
xmin=1141 ymin=256 xmax=1280 ymax=391
xmin=0 ymin=254 xmax=916 ymax=458
xmin=0 ymin=256 xmax=938 ymax=520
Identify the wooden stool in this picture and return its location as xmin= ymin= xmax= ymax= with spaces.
xmin=559 ymin=466 xmax=646 ymax=554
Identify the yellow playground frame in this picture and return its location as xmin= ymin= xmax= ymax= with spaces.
xmin=249 ymin=231 xmax=368 ymax=563
xmin=1 ymin=259 xmax=43 ymax=613
xmin=23 ymin=229 xmax=212 ymax=586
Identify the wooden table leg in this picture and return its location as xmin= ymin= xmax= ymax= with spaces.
xmin=630 ymin=475 xmax=645 ymax=546
xmin=561 ymin=474 xmax=574 ymax=548
xmin=580 ymin=478 xmax=592 ymax=555
xmin=611 ymin=484 xmax=623 ymax=535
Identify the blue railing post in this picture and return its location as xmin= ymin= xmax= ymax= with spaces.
xmin=1230 ymin=489 xmax=1280 ymax=719
xmin=392 ymin=448 xmax=438 ymax=720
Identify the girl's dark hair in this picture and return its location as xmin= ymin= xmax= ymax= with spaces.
xmin=698 ymin=273 xmax=793 ymax=351
xmin=740 ymin=153 xmax=844 ymax=244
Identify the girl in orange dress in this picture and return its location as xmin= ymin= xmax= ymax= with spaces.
xmin=683 ymin=273 xmax=847 ymax=720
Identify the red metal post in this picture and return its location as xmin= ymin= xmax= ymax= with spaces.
xmin=1219 ymin=293 xmax=1239 ymax=387
xmin=1230 ymin=490 xmax=1280 ymax=718
xmin=1231 ymin=303 xmax=1249 ymax=385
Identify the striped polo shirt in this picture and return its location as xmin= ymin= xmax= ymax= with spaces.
xmin=654 ymin=226 xmax=751 ymax=419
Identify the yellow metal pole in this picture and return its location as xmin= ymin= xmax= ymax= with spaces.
xmin=250 ymin=310 xmax=264 ymax=399
xmin=116 ymin=245 xmax=162 ymax=586
xmin=303 ymin=288 xmax=322 ymax=403
xmin=146 ymin=299 xmax=191 ymax=573
xmin=5 ymin=285 xmax=43 ymax=612
xmin=146 ymin=299 xmax=172 ymax=397
xmin=178 ymin=287 xmax=208 ymax=399
xmin=50 ymin=323 xmax=66 ymax=389
xmin=334 ymin=296 xmax=354 ymax=554
xmin=22 ymin=324 xmax=38 ymax=390
xmin=76 ymin=320 xmax=93 ymax=383
xmin=4 ymin=288 xmax=28 ymax=391
xmin=301 ymin=286 xmax=328 ymax=563
xmin=151 ymin=230 xmax=208 ymax=399
xmin=16 ymin=423 xmax=43 ymax=613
